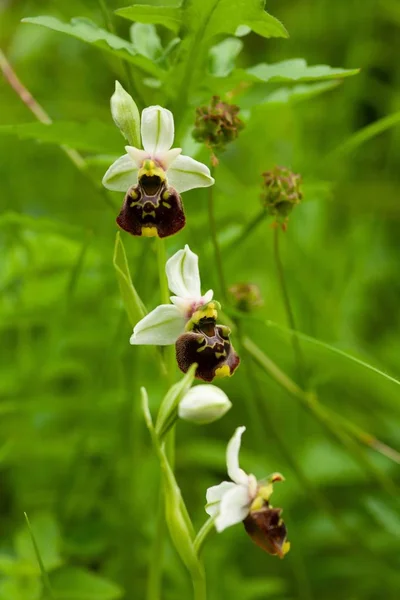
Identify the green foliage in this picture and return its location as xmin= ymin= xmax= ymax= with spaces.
xmin=115 ymin=4 xmax=183 ymax=33
xmin=21 ymin=16 xmax=164 ymax=77
xmin=1 ymin=0 xmax=400 ymax=599
xmin=0 ymin=122 xmax=122 ymax=153
xmin=246 ymin=58 xmax=360 ymax=82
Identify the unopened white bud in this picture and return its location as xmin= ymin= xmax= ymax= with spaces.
xmin=178 ymin=385 xmax=232 ymax=425
xmin=111 ymin=81 xmax=141 ymax=147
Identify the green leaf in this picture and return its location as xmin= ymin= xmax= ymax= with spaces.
xmin=209 ymin=37 xmax=243 ymax=77
xmin=0 ymin=121 xmax=123 ymax=153
xmin=22 ymin=16 xmax=164 ymax=78
xmin=113 ymin=232 xmax=146 ymax=327
xmin=184 ymin=0 xmax=288 ymax=41
xmin=155 ymin=363 xmax=197 ymax=437
xmin=50 ymin=567 xmax=122 ymax=600
xmin=261 ymin=81 xmax=341 ymax=104
xmin=141 ymin=388 xmax=200 ymax=574
xmin=130 ymin=23 xmax=163 ymax=60
xmin=115 ymin=4 xmax=183 ymax=33
xmin=246 ymin=58 xmax=360 ymax=82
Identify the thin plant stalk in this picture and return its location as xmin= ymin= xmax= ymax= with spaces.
xmin=273 ymin=225 xmax=306 ymax=386
xmin=207 ymin=166 xmax=228 ymax=302
xmin=147 ymin=238 xmax=178 ymax=600
xmin=243 ymin=336 xmax=398 ymax=496
xmin=194 ymin=516 xmax=216 ymax=556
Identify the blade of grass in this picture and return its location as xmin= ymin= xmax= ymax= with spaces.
xmin=24 ymin=513 xmax=54 ymax=599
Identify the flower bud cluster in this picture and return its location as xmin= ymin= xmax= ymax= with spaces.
xmin=193 ymin=96 xmax=244 ymax=153
xmin=261 ymin=165 xmax=302 ymax=224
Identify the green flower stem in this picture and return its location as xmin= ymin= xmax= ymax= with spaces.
xmin=142 ymin=389 xmax=206 ymax=600
xmin=208 ymin=166 xmax=228 ymax=302
xmin=193 ymin=515 xmax=216 ymax=556
xmin=0 ymin=49 xmax=117 ymax=212
xmin=147 ymin=238 xmax=178 ymax=600
xmin=273 ymin=226 xmax=306 ymax=386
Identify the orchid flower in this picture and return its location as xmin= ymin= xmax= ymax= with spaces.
xmin=103 ymin=89 xmax=214 ymax=238
xmin=130 ymin=245 xmax=239 ymax=382
xmin=205 ymin=427 xmax=290 ymax=557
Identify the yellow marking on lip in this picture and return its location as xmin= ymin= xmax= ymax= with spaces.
xmin=141 ymin=226 xmax=158 ymax=237
xmin=162 ymin=201 xmax=171 ymax=208
xmin=139 ymin=160 xmax=166 ymax=181
xmin=214 ymin=365 xmax=231 ymax=378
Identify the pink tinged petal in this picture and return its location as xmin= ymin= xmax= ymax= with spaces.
xmin=166 ymin=155 xmax=215 ymax=193
xmin=125 ymin=146 xmax=149 ymax=168
xmin=102 ymin=154 xmax=138 ymax=191
xmin=205 ymin=481 xmax=236 ymax=517
xmin=215 ymin=484 xmax=251 ymax=532
xmin=165 ymin=245 xmax=202 ymax=299
xmin=159 ymin=147 xmax=182 ymax=169
xmin=226 ymin=426 xmax=248 ymax=486
xmin=170 ymin=295 xmax=192 ymax=316
xmin=141 ymin=106 xmax=174 ymax=155
xmin=130 ymin=304 xmax=185 ymax=346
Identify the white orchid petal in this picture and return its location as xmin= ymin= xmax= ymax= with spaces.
xmin=170 ymin=295 xmax=191 ymax=315
xmin=130 ymin=304 xmax=185 ymax=346
xmin=159 ymin=147 xmax=182 ymax=169
xmin=203 ymin=289 xmax=214 ymax=304
xmin=215 ymin=484 xmax=251 ymax=532
xmin=165 ymin=245 xmax=201 ymax=299
xmin=102 ymin=154 xmax=138 ymax=191
xmin=141 ymin=106 xmax=174 ymax=154
xmin=125 ymin=146 xmax=149 ymax=168
xmin=205 ymin=481 xmax=236 ymax=517
xmin=166 ymin=155 xmax=215 ymax=193
xmin=227 ymin=426 xmax=248 ymax=485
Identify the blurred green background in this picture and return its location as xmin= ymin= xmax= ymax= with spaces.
xmin=1 ymin=0 xmax=400 ymax=599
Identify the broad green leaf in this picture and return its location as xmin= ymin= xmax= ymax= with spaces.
xmin=115 ymin=4 xmax=183 ymax=33
xmin=261 ymin=81 xmax=340 ymax=104
xmin=113 ymin=232 xmax=146 ymax=327
xmin=209 ymin=37 xmax=243 ymax=77
xmin=246 ymin=59 xmax=360 ymax=82
xmin=0 ymin=121 xmax=123 ymax=153
xmin=184 ymin=0 xmax=288 ymax=41
xmin=130 ymin=23 xmax=163 ymax=60
xmin=22 ymin=16 xmax=164 ymax=78
xmin=50 ymin=567 xmax=122 ymax=600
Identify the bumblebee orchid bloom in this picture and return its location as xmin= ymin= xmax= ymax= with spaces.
xmin=103 ymin=88 xmax=214 ymax=238
xmin=130 ymin=245 xmax=239 ymax=381
xmin=205 ymin=427 xmax=290 ymax=557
